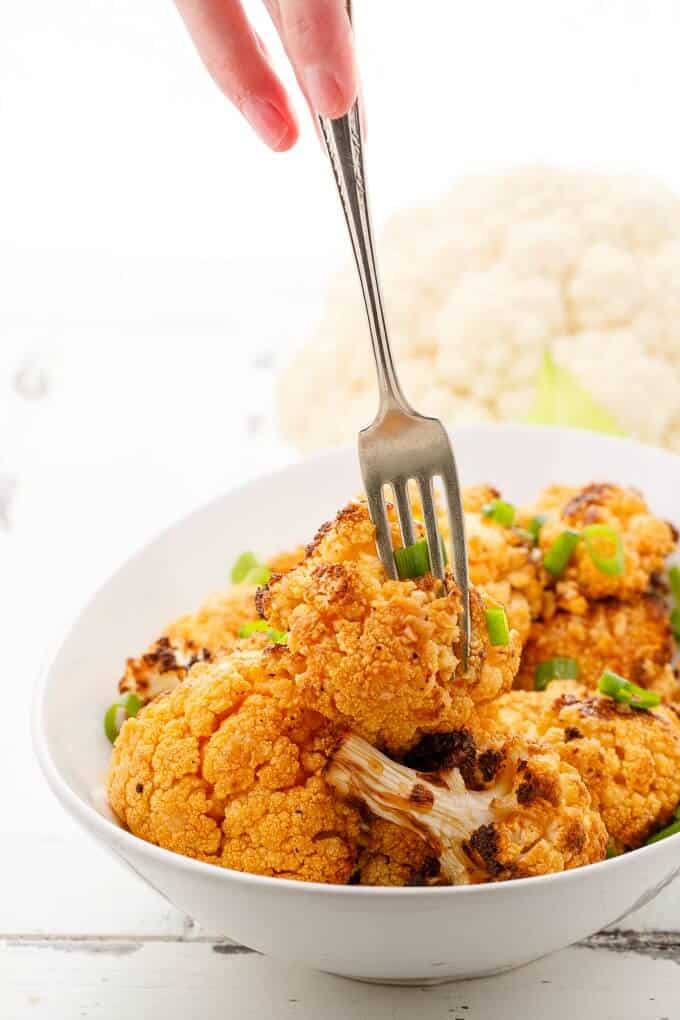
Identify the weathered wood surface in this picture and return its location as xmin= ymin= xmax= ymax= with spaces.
xmin=2 ymin=933 xmax=680 ymax=1020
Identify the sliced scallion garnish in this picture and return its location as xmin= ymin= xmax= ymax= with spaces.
xmin=534 ymin=656 xmax=579 ymax=691
xmin=231 ymin=551 xmax=260 ymax=584
xmin=103 ymin=704 xmax=120 ymax=745
xmin=670 ymin=608 xmax=680 ymax=642
xmin=543 ymin=528 xmax=581 ymax=577
xmin=485 ymin=606 xmax=510 ymax=647
xmin=482 ymin=499 xmax=516 ymax=528
xmin=103 ymin=692 xmax=143 ymax=745
xmin=239 ymin=620 xmax=270 ymax=637
xmin=582 ymin=524 xmax=625 ymax=577
xmin=239 ymin=619 xmax=288 ymax=644
xmin=269 ymin=628 xmax=289 ymax=645
xmin=527 ymin=514 xmax=546 ymax=545
xmin=645 ymin=819 xmax=680 ymax=845
xmin=598 ymin=670 xmax=661 ymax=711
xmin=669 ymin=565 xmax=680 ymax=603
xmin=394 ymin=539 xmax=431 ymax=580
xmin=243 ymin=565 xmax=271 ymax=586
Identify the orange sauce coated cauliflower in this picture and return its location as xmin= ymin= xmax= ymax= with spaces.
xmin=476 ymin=681 xmax=680 ymax=850
xmin=108 ymin=648 xmax=361 ymax=883
xmin=259 ymin=501 xmax=520 ymax=754
xmin=516 ymin=595 xmax=674 ymax=691
xmin=528 ymin=483 xmax=676 ymax=613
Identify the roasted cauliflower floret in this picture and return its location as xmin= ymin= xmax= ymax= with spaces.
xmin=119 ymin=547 xmax=305 ymax=704
xmin=516 ymin=595 xmax=674 ymax=691
xmin=646 ymin=665 xmax=680 ymax=705
xmin=267 ymin=546 xmax=306 ymax=574
xmin=119 ymin=585 xmax=260 ymax=702
xmin=527 ymin=483 xmax=676 ymax=612
xmin=108 ymin=648 xmax=361 ymax=883
xmin=418 ymin=484 xmax=544 ymax=642
xmin=327 ymin=731 xmax=606 ymax=884
xmin=476 ymin=681 xmax=680 ymax=850
xmin=259 ymin=501 xmax=520 ymax=753
xmin=463 ymin=488 xmax=544 ymax=644
xmin=353 ymin=818 xmax=444 ymax=887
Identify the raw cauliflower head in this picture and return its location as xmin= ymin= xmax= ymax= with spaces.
xmin=258 ymin=501 xmax=521 ymax=754
xmin=279 ymin=167 xmax=680 ymax=453
xmin=516 ymin=595 xmax=674 ymax=691
xmin=475 ymin=681 xmax=680 ymax=851
xmin=108 ymin=648 xmax=361 ymax=883
xmin=527 ymin=482 xmax=676 ymax=612
xmin=327 ymin=730 xmax=606 ymax=884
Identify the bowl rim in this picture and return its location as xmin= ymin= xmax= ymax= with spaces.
xmin=32 ymin=423 xmax=680 ymax=899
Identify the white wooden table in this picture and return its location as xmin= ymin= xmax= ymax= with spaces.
xmin=2 ymin=315 xmax=680 ymax=1019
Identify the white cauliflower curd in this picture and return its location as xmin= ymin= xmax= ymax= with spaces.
xmin=279 ymin=167 xmax=680 ymax=451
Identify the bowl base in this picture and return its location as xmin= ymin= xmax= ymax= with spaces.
xmin=325 ymin=962 xmax=521 ymax=986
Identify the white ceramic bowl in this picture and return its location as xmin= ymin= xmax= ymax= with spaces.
xmin=34 ymin=425 xmax=680 ymax=984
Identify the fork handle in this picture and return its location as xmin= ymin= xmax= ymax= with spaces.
xmin=318 ymin=28 xmax=408 ymax=416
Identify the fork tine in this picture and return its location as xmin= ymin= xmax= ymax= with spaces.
xmin=417 ymin=476 xmax=445 ymax=580
xmin=392 ymin=479 xmax=416 ymax=547
xmin=366 ymin=485 xmax=397 ymax=579
xmin=441 ymin=463 xmax=471 ymax=663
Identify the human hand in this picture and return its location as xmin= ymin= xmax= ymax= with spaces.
xmin=175 ymin=0 xmax=358 ymax=151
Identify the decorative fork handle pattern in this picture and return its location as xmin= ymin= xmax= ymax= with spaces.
xmin=318 ymin=73 xmax=408 ymax=415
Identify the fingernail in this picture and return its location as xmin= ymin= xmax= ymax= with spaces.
xmin=302 ymin=65 xmax=345 ymax=119
xmin=240 ymin=97 xmax=291 ymax=150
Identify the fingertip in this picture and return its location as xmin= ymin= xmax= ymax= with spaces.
xmin=302 ymin=65 xmax=356 ymax=120
xmin=241 ymin=96 xmax=299 ymax=151
xmin=278 ymin=0 xmax=358 ymax=119
xmin=272 ymin=119 xmax=299 ymax=152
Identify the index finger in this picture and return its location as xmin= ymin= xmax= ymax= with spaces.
xmin=276 ymin=0 xmax=358 ymax=119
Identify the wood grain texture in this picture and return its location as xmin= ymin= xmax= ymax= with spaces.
xmin=2 ymin=936 xmax=679 ymax=1020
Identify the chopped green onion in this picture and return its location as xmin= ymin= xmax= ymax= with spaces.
xmin=645 ymin=819 xmax=680 ymax=845
xmin=543 ymin=528 xmax=581 ymax=577
xmin=670 ymin=608 xmax=680 ymax=641
xmin=103 ymin=693 xmax=143 ymax=745
xmin=239 ymin=620 xmax=288 ymax=644
xmin=527 ymin=350 xmax=624 ymax=435
xmin=514 ymin=528 xmax=534 ymax=545
xmin=243 ymin=565 xmax=271 ymax=586
xmin=534 ymin=657 xmax=579 ymax=691
xmin=669 ymin=566 xmax=680 ymax=603
xmin=394 ymin=539 xmax=431 ymax=580
xmin=485 ymin=606 xmax=510 ymax=647
xmin=527 ymin=514 xmax=547 ymax=545
xmin=482 ymin=499 xmax=516 ymax=528
xmin=598 ymin=670 xmax=661 ymax=711
xmin=122 ymin=693 xmax=142 ymax=718
xmin=103 ymin=704 xmax=120 ymax=744
xmin=268 ymin=628 xmax=289 ymax=645
xmin=582 ymin=524 xmax=625 ymax=577
xmin=605 ymin=846 xmax=620 ymax=859
xmin=239 ymin=620 xmax=270 ymax=638
xmin=231 ymin=551 xmax=260 ymax=584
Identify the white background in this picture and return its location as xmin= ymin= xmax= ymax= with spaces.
xmin=2 ymin=2 xmax=680 ymax=1016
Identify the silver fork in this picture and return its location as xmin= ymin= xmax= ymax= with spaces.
xmin=318 ymin=8 xmax=471 ymax=660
